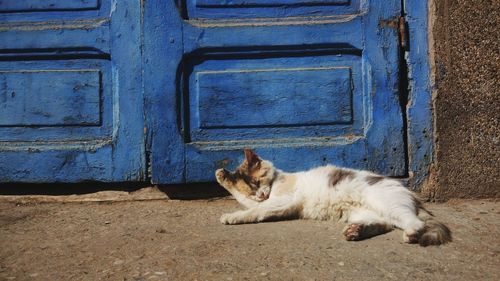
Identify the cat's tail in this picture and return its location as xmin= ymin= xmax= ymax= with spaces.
xmin=416 ymin=203 xmax=452 ymax=246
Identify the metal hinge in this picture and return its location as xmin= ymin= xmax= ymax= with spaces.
xmin=399 ymin=16 xmax=408 ymax=50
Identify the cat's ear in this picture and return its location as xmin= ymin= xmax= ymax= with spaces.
xmin=244 ymin=149 xmax=261 ymax=167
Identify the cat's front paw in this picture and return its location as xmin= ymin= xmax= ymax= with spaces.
xmin=256 ymin=187 xmax=271 ymax=201
xmin=215 ymin=169 xmax=228 ymax=185
xmin=220 ymin=213 xmax=241 ymax=225
xmin=249 ymin=195 xmax=266 ymax=202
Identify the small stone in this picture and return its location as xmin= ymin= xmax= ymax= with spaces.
xmin=29 ymin=273 xmax=39 ymax=277
xmin=154 ymin=271 xmax=166 ymax=275
xmin=338 ymin=262 xmax=345 ymax=266
xmin=260 ymin=272 xmax=269 ymax=276
xmin=113 ymin=260 xmax=124 ymax=266
xmin=155 ymin=228 xmax=166 ymax=234
xmin=104 ymin=221 xmax=111 ymax=224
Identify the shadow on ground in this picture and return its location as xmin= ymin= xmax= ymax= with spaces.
xmin=0 ymin=182 xmax=230 ymax=200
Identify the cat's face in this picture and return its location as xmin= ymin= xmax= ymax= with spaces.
xmin=215 ymin=149 xmax=275 ymax=200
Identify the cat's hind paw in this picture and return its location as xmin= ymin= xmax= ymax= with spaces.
xmin=403 ymin=230 xmax=419 ymax=244
xmin=220 ymin=213 xmax=242 ymax=225
xmin=343 ymin=224 xmax=363 ymax=241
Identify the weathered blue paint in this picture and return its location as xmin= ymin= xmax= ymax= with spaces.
xmin=0 ymin=0 xmax=109 ymax=22
xmin=188 ymin=54 xmax=363 ymax=142
xmin=0 ymin=0 xmax=145 ymax=182
xmin=0 ymin=60 xmax=111 ymax=142
xmin=188 ymin=0 xmax=360 ymax=19
xmin=146 ymin=0 xmax=406 ymax=183
xmin=196 ymin=67 xmax=352 ymax=128
xmin=0 ymin=69 xmax=101 ymax=126
xmin=197 ymin=0 xmax=349 ymax=6
xmin=0 ymin=0 xmax=99 ymax=13
xmin=0 ymin=0 xmax=434 ymax=187
xmin=404 ymin=0 xmax=434 ymax=189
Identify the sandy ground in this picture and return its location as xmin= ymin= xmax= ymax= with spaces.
xmin=0 ymin=195 xmax=498 ymax=281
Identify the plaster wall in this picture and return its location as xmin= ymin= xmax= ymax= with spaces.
xmin=428 ymin=0 xmax=499 ymax=199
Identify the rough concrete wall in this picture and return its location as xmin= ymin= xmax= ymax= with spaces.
xmin=429 ymin=0 xmax=499 ymax=199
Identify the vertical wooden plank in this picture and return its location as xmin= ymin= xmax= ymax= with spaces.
xmin=361 ymin=0 xmax=405 ymax=174
xmin=144 ymin=0 xmax=185 ymax=183
xmin=108 ymin=0 xmax=146 ymax=180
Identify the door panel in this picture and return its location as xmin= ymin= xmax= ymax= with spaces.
xmin=147 ymin=0 xmax=405 ymax=183
xmin=194 ymin=67 xmax=352 ymax=129
xmin=184 ymin=53 xmax=362 ymax=142
xmin=0 ymin=0 xmax=99 ymax=13
xmin=0 ymin=0 xmax=145 ymax=182
xmin=0 ymin=69 xmax=101 ymax=126
xmin=0 ymin=60 xmax=111 ymax=142
xmin=187 ymin=0 xmax=360 ymax=19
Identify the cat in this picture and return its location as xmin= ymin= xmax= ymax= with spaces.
xmin=215 ymin=149 xmax=451 ymax=246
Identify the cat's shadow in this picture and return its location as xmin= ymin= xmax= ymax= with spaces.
xmin=157 ymin=182 xmax=230 ymax=200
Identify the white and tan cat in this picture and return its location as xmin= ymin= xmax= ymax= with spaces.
xmin=215 ymin=149 xmax=451 ymax=246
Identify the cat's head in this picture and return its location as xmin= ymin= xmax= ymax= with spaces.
xmin=215 ymin=149 xmax=276 ymax=200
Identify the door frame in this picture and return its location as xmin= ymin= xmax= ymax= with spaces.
xmin=143 ymin=0 xmax=434 ymax=190
xmin=403 ymin=0 xmax=434 ymax=189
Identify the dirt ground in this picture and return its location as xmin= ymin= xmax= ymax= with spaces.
xmin=0 ymin=194 xmax=499 ymax=281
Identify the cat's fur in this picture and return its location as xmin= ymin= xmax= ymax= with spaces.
xmin=215 ymin=149 xmax=451 ymax=246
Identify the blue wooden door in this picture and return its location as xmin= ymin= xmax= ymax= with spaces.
xmin=146 ymin=0 xmax=406 ymax=183
xmin=0 ymin=0 xmax=145 ymax=182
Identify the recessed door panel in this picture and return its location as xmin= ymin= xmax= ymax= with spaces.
xmin=186 ymin=0 xmax=360 ymax=19
xmin=184 ymin=53 xmax=363 ymax=142
xmin=196 ymin=67 xmax=352 ymax=128
xmin=0 ymin=69 xmax=101 ymax=126
xmin=0 ymin=0 xmax=99 ymax=13
xmin=0 ymin=60 xmax=112 ymax=142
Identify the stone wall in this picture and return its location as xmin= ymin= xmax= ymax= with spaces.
xmin=427 ymin=0 xmax=499 ymax=199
